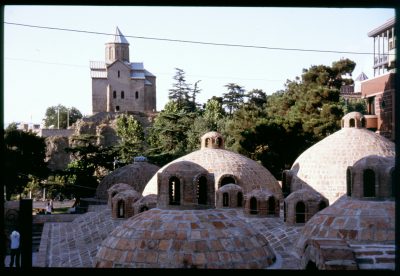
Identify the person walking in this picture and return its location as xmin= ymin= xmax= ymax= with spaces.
xmin=9 ymin=230 xmax=20 ymax=268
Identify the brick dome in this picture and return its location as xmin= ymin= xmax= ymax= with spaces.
xmin=287 ymin=123 xmax=395 ymax=204
xmin=295 ymin=196 xmax=395 ymax=268
xmin=95 ymin=208 xmax=276 ymax=268
xmin=96 ymin=161 xmax=160 ymax=200
xmin=143 ymin=132 xmax=281 ymax=198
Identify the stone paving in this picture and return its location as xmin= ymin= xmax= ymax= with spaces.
xmin=36 ymin=205 xmax=122 ymax=267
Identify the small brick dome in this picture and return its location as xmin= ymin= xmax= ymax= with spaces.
xmin=96 ymin=162 xmax=160 ymax=200
xmin=295 ymin=196 xmax=395 ymax=259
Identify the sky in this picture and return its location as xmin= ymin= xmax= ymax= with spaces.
xmin=3 ymin=6 xmax=395 ymax=126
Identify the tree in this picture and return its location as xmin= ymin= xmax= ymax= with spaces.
xmin=245 ymin=89 xmax=267 ymax=109
xmin=43 ymin=104 xmax=82 ymax=129
xmin=115 ymin=114 xmax=145 ymax=164
xmin=146 ymin=101 xmax=196 ymax=165
xmin=4 ymin=127 xmax=48 ymax=199
xmin=63 ymin=134 xmax=115 ymax=199
xmin=222 ymin=83 xmax=245 ymax=115
xmin=240 ymin=122 xmax=313 ymax=179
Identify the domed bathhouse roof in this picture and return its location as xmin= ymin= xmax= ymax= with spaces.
xmin=284 ymin=112 xmax=395 ymax=204
xmin=94 ymin=208 xmax=276 ymax=268
xmin=143 ymin=132 xmax=282 ymax=199
xmin=294 ymin=196 xmax=395 ymax=270
xmin=96 ymin=160 xmax=160 ymax=200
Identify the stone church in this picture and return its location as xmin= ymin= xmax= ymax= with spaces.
xmin=90 ymin=27 xmax=156 ymax=113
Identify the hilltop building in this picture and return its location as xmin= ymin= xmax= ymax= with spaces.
xmin=90 ymin=27 xmax=156 ymax=114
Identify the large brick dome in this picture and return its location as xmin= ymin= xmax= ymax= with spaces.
xmin=143 ymin=132 xmax=281 ymax=198
xmin=287 ymin=114 xmax=395 ymax=204
xmin=95 ymin=208 xmax=276 ymax=268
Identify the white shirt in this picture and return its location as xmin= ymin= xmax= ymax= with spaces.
xmin=10 ymin=231 xmax=20 ymax=249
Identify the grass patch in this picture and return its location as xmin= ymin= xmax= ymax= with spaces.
xmin=52 ymin=207 xmax=70 ymax=214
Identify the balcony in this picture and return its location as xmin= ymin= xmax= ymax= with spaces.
xmin=373 ymin=55 xmax=388 ymax=67
xmin=364 ymin=115 xmax=378 ymax=129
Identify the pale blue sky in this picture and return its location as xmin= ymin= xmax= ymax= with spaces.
xmin=3 ymin=6 xmax=395 ymax=126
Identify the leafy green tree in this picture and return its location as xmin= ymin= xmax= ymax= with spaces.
xmin=146 ymin=101 xmax=196 ymax=165
xmin=115 ymin=114 xmax=145 ymax=163
xmin=245 ymin=89 xmax=267 ymax=109
xmin=4 ymin=126 xmax=49 ymax=199
xmin=340 ymin=97 xmax=367 ymax=114
xmin=43 ymin=104 xmax=82 ymax=129
xmin=63 ymin=134 xmax=115 ymax=199
xmin=240 ymin=122 xmax=313 ymax=179
xmin=168 ymin=68 xmax=199 ymax=112
xmin=222 ymin=83 xmax=245 ymax=115
xmin=203 ymin=98 xmax=225 ymax=130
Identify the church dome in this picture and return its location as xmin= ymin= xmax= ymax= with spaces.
xmin=143 ymin=132 xmax=281 ymax=198
xmin=95 ymin=208 xmax=276 ymax=268
xmin=287 ymin=115 xmax=395 ymax=204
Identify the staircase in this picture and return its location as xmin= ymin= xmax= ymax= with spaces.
xmin=32 ymin=223 xmax=44 ymax=252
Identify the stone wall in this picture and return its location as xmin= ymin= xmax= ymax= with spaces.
xmin=39 ymin=128 xmax=74 ymax=137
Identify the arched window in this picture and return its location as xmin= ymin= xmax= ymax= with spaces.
xmin=135 ymin=91 xmax=139 ymax=99
xmin=346 ymin=167 xmax=352 ymax=196
xmin=295 ymin=201 xmax=305 ymax=223
xmin=222 ymin=193 xmax=229 ymax=207
xmin=115 ymin=106 xmax=120 ymax=111
xmin=268 ymin=197 xmax=275 ymax=215
xmin=220 ymin=176 xmax=235 ymax=186
xmin=318 ymin=201 xmax=327 ymax=211
xmin=349 ymin=118 xmax=355 ymax=127
xmin=216 ymin=137 xmax=222 ymax=147
xmin=140 ymin=206 xmax=149 ymax=213
xmin=341 ymin=119 xmax=344 ymax=128
xmin=363 ymin=169 xmax=375 ymax=197
xmin=113 ymin=90 xmax=117 ymax=99
xmin=197 ymin=176 xmax=207 ymax=205
xmin=237 ymin=192 xmax=243 ymax=207
xmin=169 ymin=176 xmax=181 ymax=205
xmin=118 ymin=70 xmax=120 ymax=78
xmin=205 ymin=138 xmax=210 ymax=147
xmin=361 ymin=118 xmax=366 ymax=128
xmin=117 ymin=200 xmax=125 ymax=218
xmin=250 ymin=197 xmax=258 ymax=214
xmin=121 ymin=91 xmax=124 ymax=99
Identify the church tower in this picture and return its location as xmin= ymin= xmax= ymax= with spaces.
xmin=90 ymin=27 xmax=157 ymax=114
xmin=105 ymin=27 xmax=130 ymax=64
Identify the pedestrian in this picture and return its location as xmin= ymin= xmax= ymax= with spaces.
xmin=50 ymin=199 xmax=54 ymax=212
xmin=9 ymin=230 xmax=20 ymax=268
xmin=46 ymin=202 xmax=52 ymax=215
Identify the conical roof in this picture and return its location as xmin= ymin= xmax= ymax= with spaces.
xmin=355 ymin=72 xmax=368 ymax=81
xmin=113 ymin=26 xmax=129 ymax=44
